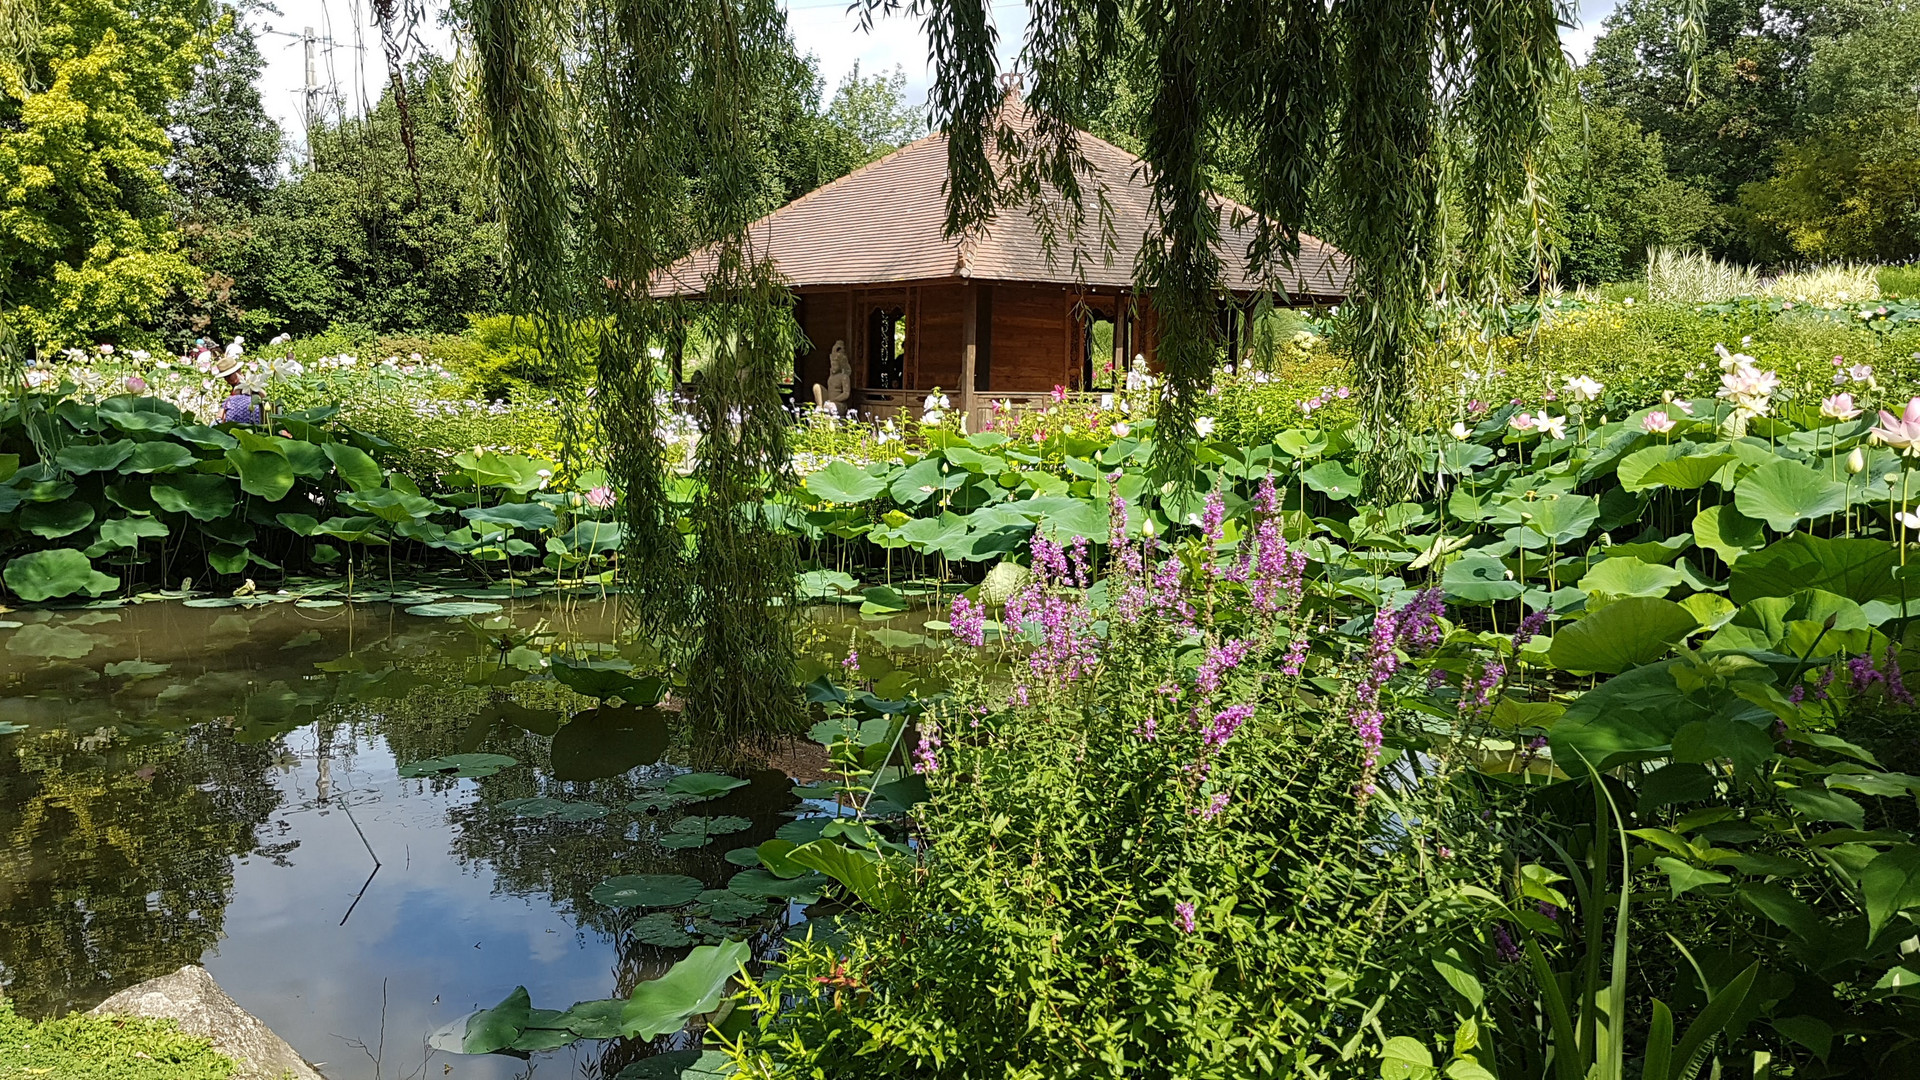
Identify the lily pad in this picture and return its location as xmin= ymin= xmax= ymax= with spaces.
xmin=4 ymin=549 xmax=119 ymax=602
xmin=614 ymin=1049 xmax=736 ymax=1080
xmin=499 ymin=797 xmax=610 ymax=821
xmin=591 ymin=873 xmax=704 ymax=909
xmin=551 ymin=706 xmax=669 ymax=781
xmin=397 ymin=753 xmax=519 ymax=779
xmin=695 ymin=889 xmax=771 ymax=923
xmin=664 ymin=772 xmax=750 ymax=799
xmin=5 ymin=623 xmax=97 ymax=660
xmin=671 ymin=815 xmax=752 ymax=836
xmin=629 ymin=911 xmax=697 ymax=947
xmin=405 ymin=601 xmax=504 ymax=618
xmin=659 ymin=832 xmax=714 ymax=849
xmin=723 ymin=846 xmax=762 ymax=867
xmin=726 ymin=868 xmax=830 ymax=900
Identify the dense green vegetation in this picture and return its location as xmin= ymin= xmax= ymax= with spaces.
xmin=0 ymin=999 xmax=235 ymax=1080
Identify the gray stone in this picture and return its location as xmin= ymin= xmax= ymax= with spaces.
xmin=91 ymin=964 xmax=325 ymax=1080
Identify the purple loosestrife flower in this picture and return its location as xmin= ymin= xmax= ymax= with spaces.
xmin=912 ymin=723 xmax=942 ymax=774
xmin=1203 ymin=703 xmax=1255 ymax=748
xmin=1850 ymin=654 xmax=1884 ymax=689
xmin=1396 ymin=589 xmax=1448 ymax=652
xmin=842 ymin=648 xmax=859 ymax=671
xmin=1196 ymin=638 xmax=1253 ymax=699
xmin=949 ymin=594 xmax=987 ymax=647
xmin=1010 ymin=684 xmax=1030 ymax=707
xmin=1281 ymin=637 xmax=1309 ymax=677
xmin=1135 ymin=717 xmax=1158 ymax=741
xmin=1787 ymin=683 xmax=1807 ymax=706
xmin=1201 ymin=490 xmax=1227 ymax=543
xmin=1493 ymin=924 xmax=1521 ymax=962
xmin=1511 ymin=607 xmax=1553 ymax=652
xmin=1254 ymin=474 xmax=1281 ymax=516
xmin=1030 ymin=536 xmax=1072 ymax=585
xmin=1464 ymin=662 xmax=1503 ymax=713
xmin=1348 ymin=606 xmax=1401 ymax=770
xmin=1174 ymin=902 xmax=1196 ymax=934
xmin=1887 ymin=645 xmax=1915 ymax=706
xmin=1195 ymin=791 xmax=1231 ymax=820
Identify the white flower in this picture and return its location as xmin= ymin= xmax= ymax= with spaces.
xmin=1563 ymin=375 xmax=1604 ymax=402
xmin=237 ymin=372 xmax=268 ymax=394
xmin=1899 ymin=510 xmax=1920 ymax=531
xmin=1538 ymin=414 xmax=1569 ymax=440
xmin=1450 ymin=421 xmax=1471 ymax=440
xmin=1111 ymin=422 xmax=1131 ymax=438
xmin=1194 ymin=416 xmax=1216 ymax=438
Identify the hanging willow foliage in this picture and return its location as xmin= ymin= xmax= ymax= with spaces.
xmin=465 ymin=0 xmax=804 ymax=746
xmin=869 ymin=0 xmax=1571 ymax=486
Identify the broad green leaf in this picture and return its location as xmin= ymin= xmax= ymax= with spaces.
xmin=665 ymin=772 xmax=750 ymax=798
xmin=1577 ymin=557 xmax=1682 ymax=599
xmin=4 ymin=549 xmax=118 ymax=601
xmin=1730 ymin=534 xmax=1899 ymax=605
xmin=1518 ymin=494 xmax=1598 ymax=545
xmin=96 ymin=516 xmax=169 ymax=549
xmin=323 ymin=441 xmax=384 ymax=491
xmin=787 ymin=840 xmax=906 ymax=912
xmin=1862 ymin=845 xmax=1920 ymax=939
xmin=806 ymin=460 xmax=887 ymax=503
xmin=620 ymin=940 xmax=750 ymax=1040
xmin=461 ymin=986 xmax=532 ymax=1054
xmin=1301 ymin=461 xmax=1360 ymax=500
xmin=591 ymin=873 xmax=704 ymax=909
xmin=1379 ymin=1035 xmax=1436 ymax=1080
xmin=21 ymin=500 xmax=94 ymax=538
xmin=226 ymin=446 xmax=295 ymax=500
xmin=55 ymin=440 xmax=135 ymax=474
xmin=1548 ymin=597 xmax=1698 ymax=673
xmin=397 ymin=753 xmax=518 ymax=778
xmin=1654 ymin=856 xmax=1731 ymax=898
xmin=1638 ymin=452 xmax=1738 ymax=490
xmin=5 ymin=623 xmax=98 ymax=659
xmin=405 ymin=601 xmax=504 ymax=617
xmin=1693 ymin=504 xmax=1766 ymax=565
xmin=1733 ymin=460 xmax=1849 ymax=532
xmin=463 ymin=501 xmax=559 ymax=531
xmin=551 ymin=706 xmax=669 ymax=781
xmin=1441 ymin=554 xmax=1522 ymax=604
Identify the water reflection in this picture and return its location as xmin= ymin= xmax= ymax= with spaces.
xmin=0 ymin=595 xmax=933 ymax=1080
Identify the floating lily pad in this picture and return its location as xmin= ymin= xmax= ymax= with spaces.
xmin=723 ymin=847 xmax=762 ymax=867
xmin=104 ymin=659 xmax=170 ymax=678
xmin=695 ymin=889 xmax=770 ymax=923
xmin=5 ymin=624 xmax=97 ymax=660
xmin=499 ymin=797 xmax=609 ymax=822
xmin=658 ymin=832 xmax=713 ymax=850
xmin=405 ymin=601 xmax=504 ymax=618
xmin=590 ymin=873 xmax=704 ymax=909
xmin=671 ymin=815 xmax=751 ymax=836
xmin=627 ymin=790 xmax=698 ymax=813
xmin=553 ymin=998 xmax=626 ymax=1039
xmin=629 ymin=911 xmax=697 ymax=947
xmin=397 ymin=753 xmax=519 ymax=779
xmin=614 ymin=1050 xmax=735 ymax=1080
xmin=726 ymin=868 xmax=830 ymax=900
xmin=663 ymin=772 xmax=749 ymax=799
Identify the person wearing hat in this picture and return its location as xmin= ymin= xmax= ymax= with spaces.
xmin=213 ymin=355 xmax=265 ymax=424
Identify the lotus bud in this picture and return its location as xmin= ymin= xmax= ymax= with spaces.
xmin=1848 ymin=448 xmax=1867 ymax=474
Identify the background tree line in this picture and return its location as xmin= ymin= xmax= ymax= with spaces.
xmin=4 ymin=0 xmax=1917 ymax=351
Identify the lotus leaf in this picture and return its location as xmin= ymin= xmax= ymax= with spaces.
xmin=552 ymin=706 xmax=668 ymax=780
xmin=665 ymin=772 xmax=750 ymax=798
xmin=591 ymin=873 xmax=704 ymax=909
xmin=696 ymin=889 xmax=770 ymax=923
xmin=1733 ymin=459 xmax=1849 ymax=533
xmin=151 ymin=474 xmax=235 ymax=521
xmin=726 ymin=868 xmax=829 ymax=900
xmin=1730 ymin=534 xmax=1899 ymax=605
xmin=552 ymin=998 xmax=626 ymax=1039
xmin=345 ymin=488 xmax=442 ymax=523
xmin=225 ymin=446 xmax=295 ymax=500
xmin=499 ymin=797 xmax=609 ymax=821
xmin=1577 ymin=557 xmax=1683 ymax=599
xmin=774 ymin=817 xmax=832 ymax=845
xmin=450 ymin=449 xmax=550 ymax=493
xmin=397 ymin=753 xmax=518 ymax=778
xmin=125 ymin=442 xmax=197 ymax=473
xmin=619 ymin=939 xmax=749 ymax=1040
xmin=1301 ymin=460 xmax=1360 ymax=500
xmin=96 ymin=516 xmax=168 ymax=549
xmin=433 ymin=986 xmax=531 ymax=1055
xmin=4 ymin=549 xmax=118 ymax=602
xmin=551 ymin=657 xmax=665 ymax=703
xmin=406 ymin=601 xmax=504 ymax=618
xmin=1547 ymin=597 xmax=1698 ymax=673
xmin=787 ymin=839 xmax=906 ymax=912
xmin=1693 ymin=504 xmax=1767 ymax=564
xmin=463 ymin=501 xmax=559 ymax=531
xmin=322 ymin=442 xmax=384 ymax=491
xmin=55 ymin=441 xmax=135 ymax=474
xmin=671 ymin=815 xmax=751 ymax=836
xmin=21 ymin=500 xmax=94 ymax=539
xmin=1441 ymin=554 xmax=1523 ymax=604
xmin=558 ymin=520 xmax=623 ymax=552
xmin=629 ymin=911 xmax=697 ymax=946
xmin=806 ymin=460 xmax=887 ymax=503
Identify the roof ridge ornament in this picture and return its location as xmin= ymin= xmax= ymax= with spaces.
xmin=998 ymin=71 xmax=1024 ymax=97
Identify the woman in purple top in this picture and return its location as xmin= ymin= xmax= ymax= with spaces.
xmin=212 ymin=357 xmax=264 ymax=424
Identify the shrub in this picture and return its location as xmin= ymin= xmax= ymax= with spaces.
xmin=0 ymin=998 xmax=235 ymax=1080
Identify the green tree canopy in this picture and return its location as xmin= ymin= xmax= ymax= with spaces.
xmin=0 ymin=0 xmax=219 ymax=348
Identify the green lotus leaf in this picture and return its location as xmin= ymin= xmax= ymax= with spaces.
xmin=96 ymin=516 xmax=169 ymax=549
xmin=499 ymin=797 xmax=609 ymax=821
xmin=590 ymin=873 xmax=704 ymax=909
xmin=1638 ymin=452 xmax=1738 ymax=491
xmin=551 ymin=656 xmax=664 ymax=703
xmin=664 ymin=772 xmax=750 ymax=798
xmin=1730 ymin=534 xmax=1899 ymax=605
xmin=554 ymin=998 xmax=627 ymax=1039
xmin=1441 ymin=554 xmax=1523 ymax=604
xmin=670 ymin=815 xmax=751 ymax=836
xmin=96 ymin=395 xmax=183 ymax=432
xmin=462 ymin=501 xmax=558 ymax=531
xmin=805 ymin=459 xmax=887 ymax=504
xmin=620 ymin=939 xmax=750 ymax=1040
xmin=1300 ymin=461 xmax=1361 ymax=500
xmin=462 ymin=986 xmax=531 ymax=1054
xmin=322 ymin=442 xmax=384 ymax=491
xmin=315 ymin=516 xmax=383 ymax=542
xmin=787 ymin=839 xmax=906 ymax=913
xmin=558 ymin=520 xmax=624 ymax=553
xmin=1518 ymin=494 xmax=1598 ymax=545
xmin=629 ymin=911 xmax=697 ymax=947
xmin=174 ymin=425 xmax=238 ymax=449
xmin=1577 ymin=557 xmax=1683 ymax=600
xmin=1733 ymin=459 xmax=1849 ymax=533
xmin=125 ymin=442 xmax=198 ymax=473
xmin=151 ymin=474 xmax=236 ymax=521
xmin=397 ymin=753 xmax=518 ymax=778
xmin=1020 ymin=496 xmax=1109 ymax=545
xmin=345 ymin=488 xmax=442 ymax=523
xmin=695 ymin=889 xmax=770 ymax=923
xmin=1547 ymin=597 xmax=1699 ymax=673
xmin=659 ymin=832 xmax=713 ymax=849
xmin=613 ymin=1049 xmax=735 ymax=1080
xmin=725 ymin=868 xmax=829 ymax=900
xmin=1693 ymin=504 xmax=1767 ymax=565
xmin=55 ymin=440 xmax=135 ymax=474
xmin=21 ymin=500 xmax=95 ymax=539
xmin=226 ymin=446 xmax=295 ymax=500
xmin=4 ymin=549 xmax=118 ymax=602
xmin=723 ymin=846 xmax=761 ymax=867
xmin=449 ymin=449 xmax=550 ymax=493
xmin=405 ymin=601 xmax=504 ymax=618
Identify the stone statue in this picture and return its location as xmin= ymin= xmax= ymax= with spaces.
xmin=826 ymin=340 xmax=853 ymax=406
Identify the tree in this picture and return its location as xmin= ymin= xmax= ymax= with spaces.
xmin=0 ymin=0 xmax=219 ymax=348
xmin=237 ymin=57 xmax=506 ymax=337
xmin=164 ymin=9 xmax=283 ymax=339
xmin=1549 ymin=98 xmax=1717 ymax=286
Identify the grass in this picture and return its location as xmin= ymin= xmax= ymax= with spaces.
xmin=0 ymin=999 xmax=235 ymax=1080
xmin=1881 ymin=264 xmax=1920 ymax=298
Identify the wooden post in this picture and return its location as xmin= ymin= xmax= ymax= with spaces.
xmin=960 ymin=281 xmax=978 ymax=429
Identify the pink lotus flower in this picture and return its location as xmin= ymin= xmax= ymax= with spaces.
xmin=1642 ymin=410 xmax=1675 ymax=433
xmin=1821 ymin=393 xmax=1862 ymax=421
xmin=1872 ymin=398 xmax=1920 ymax=455
xmin=1508 ymin=412 xmax=1536 ymax=432
xmin=586 ymin=485 xmax=616 ymax=509
xmin=124 ymin=375 xmax=147 ymax=394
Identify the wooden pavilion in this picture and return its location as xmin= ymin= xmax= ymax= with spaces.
xmin=650 ymin=88 xmax=1351 ymax=430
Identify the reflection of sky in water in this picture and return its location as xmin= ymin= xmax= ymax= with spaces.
xmin=0 ymin=597 xmax=938 ymax=1080
xmin=205 ymin=727 xmax=614 ymax=1080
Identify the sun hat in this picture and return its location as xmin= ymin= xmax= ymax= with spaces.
xmin=212 ymin=356 xmax=245 ymax=379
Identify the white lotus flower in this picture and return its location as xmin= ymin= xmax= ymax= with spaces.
xmin=1194 ymin=416 xmax=1216 ymax=438
xmin=1563 ymin=375 xmax=1603 ymax=402
xmin=1537 ymin=414 xmax=1569 ymax=440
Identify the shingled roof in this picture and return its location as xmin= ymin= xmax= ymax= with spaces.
xmin=649 ymin=94 xmax=1351 ymax=300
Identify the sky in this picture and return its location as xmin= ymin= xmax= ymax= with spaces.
xmin=251 ymin=0 xmax=1622 ymax=156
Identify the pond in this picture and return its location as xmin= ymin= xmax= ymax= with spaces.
xmin=0 ymin=593 xmax=940 ymax=1079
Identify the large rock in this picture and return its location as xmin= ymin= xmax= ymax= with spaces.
xmin=90 ymin=965 xmax=324 ymax=1080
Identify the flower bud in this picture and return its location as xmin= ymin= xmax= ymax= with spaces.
xmin=1849 ymin=448 xmax=1867 ymax=474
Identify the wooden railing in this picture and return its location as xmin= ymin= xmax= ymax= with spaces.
xmin=851 ymin=388 xmax=1109 ymax=431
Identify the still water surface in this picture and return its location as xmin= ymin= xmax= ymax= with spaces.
xmin=0 ymin=595 xmax=933 ymax=1079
